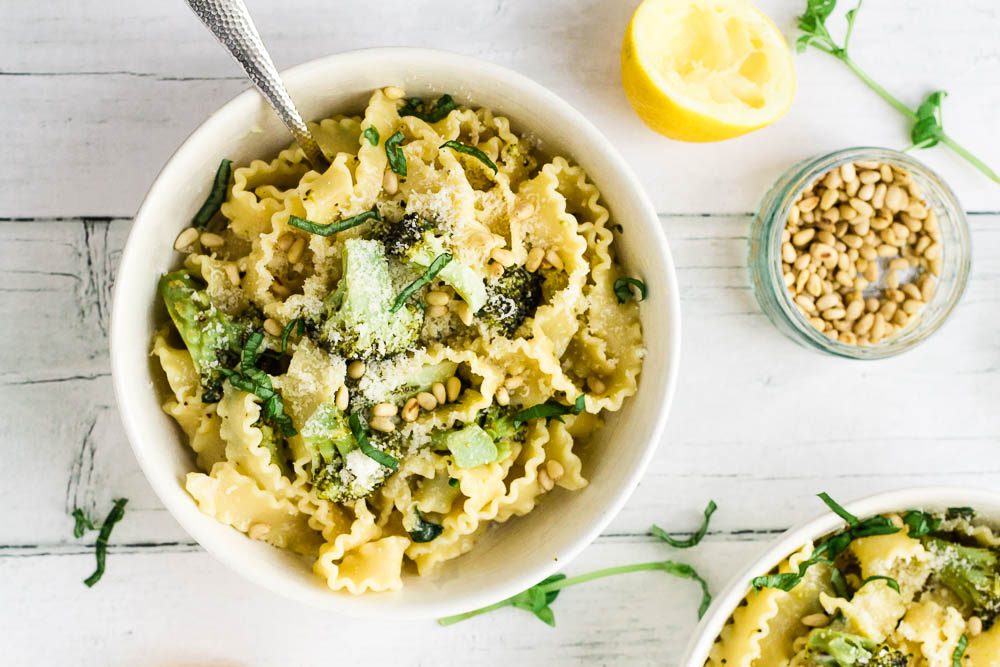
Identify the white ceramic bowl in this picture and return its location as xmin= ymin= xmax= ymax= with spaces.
xmin=680 ymin=486 xmax=1000 ymax=665
xmin=110 ymin=48 xmax=681 ymax=618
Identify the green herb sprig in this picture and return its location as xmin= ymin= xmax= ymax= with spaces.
xmin=751 ymin=492 xmax=899 ymax=592
xmin=192 ymin=158 xmax=233 ymax=229
xmin=391 ymin=253 xmax=453 ymax=312
xmin=400 ymin=94 xmax=457 ymax=123
xmin=439 ymin=560 xmax=711 ymax=627
xmin=80 ymin=498 xmax=128 ymax=587
xmin=614 ymin=277 xmax=647 ymax=304
xmin=289 ymin=207 xmax=380 ymax=237
xmin=72 ymin=508 xmax=96 ymax=538
xmin=651 ymin=500 xmax=718 ymax=549
xmin=861 ymin=574 xmax=900 ymax=594
xmin=902 ymin=509 xmax=942 ymax=538
xmin=348 ymin=412 xmax=400 ymax=470
xmin=437 ymin=501 xmax=718 ymax=627
xmin=440 ymin=140 xmax=498 ymax=174
xmin=953 ymin=634 xmax=968 ymax=667
xmin=797 ymin=0 xmax=1000 ymax=183
xmin=221 ymin=332 xmax=296 ymax=436
xmin=280 ymin=318 xmax=305 ymax=353
xmin=514 ymin=394 xmax=586 ymax=426
xmin=385 ymin=131 xmax=407 ymax=176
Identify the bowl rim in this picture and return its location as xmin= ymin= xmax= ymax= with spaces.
xmin=679 ymin=485 xmax=1000 ymax=665
xmin=110 ymin=46 xmax=682 ymax=617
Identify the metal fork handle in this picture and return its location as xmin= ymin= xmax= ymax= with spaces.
xmin=185 ymin=0 xmax=329 ymax=170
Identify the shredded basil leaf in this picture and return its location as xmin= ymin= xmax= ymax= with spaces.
xmin=385 ymin=131 xmax=407 ymax=176
xmin=861 ymin=575 xmax=900 ymax=593
xmin=280 ymin=318 xmax=305 ymax=353
xmin=829 ymin=567 xmax=849 ymax=598
xmin=408 ymin=511 xmax=444 ymax=543
xmin=650 ymin=500 xmax=717 ymax=549
xmin=818 ymin=491 xmax=859 ymax=526
xmin=72 ymin=508 xmax=95 ymax=539
xmin=448 ymin=478 xmax=459 ymax=488
xmin=289 ymin=207 xmax=380 ymax=237
xmin=903 ymin=510 xmax=942 ymax=538
xmin=752 ymin=493 xmax=899 ymax=592
xmin=348 ymin=412 xmax=399 ymax=470
xmin=391 ymin=253 xmax=453 ymax=313
xmin=613 ymin=277 xmax=647 ymax=304
xmin=223 ymin=333 xmax=297 ymax=436
xmin=946 ymin=506 xmax=976 ymax=521
xmin=192 ymin=158 xmax=233 ymax=230
xmin=400 ymin=94 xmax=457 ymax=123
xmin=514 ymin=395 xmax=586 ymax=426
xmin=84 ymin=498 xmax=128 ymax=587
xmin=440 ymin=140 xmax=498 ymax=174
xmin=953 ymin=634 xmax=968 ymax=667
xmin=362 ymin=126 xmax=380 ymax=146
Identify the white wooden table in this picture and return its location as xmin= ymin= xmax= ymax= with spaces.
xmin=3 ymin=1 xmax=999 ymax=664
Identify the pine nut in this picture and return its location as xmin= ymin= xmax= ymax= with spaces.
xmin=425 ymin=290 xmax=450 ymax=307
xmin=816 ymin=294 xmax=840 ymax=311
xmin=545 ymin=460 xmax=565 ymax=481
xmin=969 ymin=616 xmax=984 ymax=637
xmin=270 ymin=281 xmax=291 ymax=298
xmin=787 ymin=204 xmax=801 ymax=225
xmin=287 ymin=236 xmax=306 ymax=264
xmin=840 ymin=163 xmax=857 ymax=183
xmin=822 ymin=307 xmax=846 ymax=321
xmin=902 ymin=299 xmax=922 ymax=315
xmin=795 ymin=294 xmax=817 ymax=314
xmin=587 ymin=376 xmax=606 ymax=394
xmin=427 ymin=305 xmax=449 ymax=318
xmin=545 ymin=250 xmax=563 ymax=271
xmin=431 ymin=382 xmax=447 ymax=405
xmin=845 ymin=300 xmax=864 ymax=321
xmin=879 ymin=164 xmax=893 ymax=182
xmin=384 ymin=86 xmax=406 ymax=100
xmin=370 ymin=416 xmax=396 ymax=433
xmin=849 ymin=198 xmax=874 ymax=217
xmin=383 ymin=169 xmax=399 ymax=195
xmin=174 ymin=227 xmax=200 ymax=251
xmin=347 ymin=360 xmax=366 ymax=380
xmin=901 ymin=283 xmax=922 ymax=301
xmin=402 ymin=398 xmax=419 ymax=422
xmin=416 ymin=392 xmax=438 ymax=411
xmin=807 ymin=273 xmax=822 ymax=297
xmin=372 ymin=402 xmax=398 ymax=417
xmin=495 ymin=386 xmax=510 ymax=406
xmin=924 ymin=243 xmax=941 ymax=260
xmin=879 ymin=300 xmax=897 ymax=321
xmin=446 ymin=376 xmax=462 ymax=402
xmin=526 ymin=247 xmax=545 ymax=272
xmin=490 ymin=247 xmax=516 ymax=267
xmin=336 ymin=385 xmax=349 ymax=411
xmin=823 ymin=170 xmax=843 ymax=189
xmin=513 ymin=200 xmax=534 ymax=220
xmin=886 ymin=270 xmax=899 ymax=289
xmin=854 ymin=313 xmax=875 ymax=335
xmin=455 ymin=301 xmax=473 ymax=326
xmin=263 ymin=318 xmax=283 ymax=337
xmin=224 ymin=263 xmax=241 ymax=286
xmin=820 ymin=189 xmax=839 ymax=211
xmin=798 ymin=196 xmax=820 ymax=213
xmin=858 ymin=170 xmax=881 ymax=184
xmin=857 ymin=183 xmax=875 ymax=201
xmin=801 ymin=613 xmax=830 ymax=628
xmin=277 ymin=233 xmax=295 ymax=251
xmin=538 ymin=469 xmax=554 ymax=491
xmin=921 ymin=278 xmax=936 ymax=302
xmin=248 ymin=523 xmax=270 ymax=540
xmin=200 ymin=232 xmax=225 ymax=248
xmin=871 ymin=314 xmax=887 ymax=341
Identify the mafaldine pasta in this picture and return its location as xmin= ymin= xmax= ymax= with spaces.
xmin=707 ymin=507 xmax=1000 ymax=667
xmin=152 ymin=88 xmax=646 ymax=593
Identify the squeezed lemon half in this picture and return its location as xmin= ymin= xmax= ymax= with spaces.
xmin=621 ymin=0 xmax=796 ymax=142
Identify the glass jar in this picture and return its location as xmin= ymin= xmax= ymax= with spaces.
xmin=749 ymin=147 xmax=971 ymax=359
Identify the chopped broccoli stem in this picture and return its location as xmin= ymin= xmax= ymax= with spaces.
xmin=158 ymin=270 xmax=252 ymax=402
xmin=319 ymin=238 xmax=422 ymax=359
xmin=926 ymin=536 xmax=1000 ymax=629
xmin=803 ymin=628 xmax=908 ymax=667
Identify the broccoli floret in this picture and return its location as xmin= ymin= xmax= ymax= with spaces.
xmin=373 ymin=212 xmax=434 ymax=259
xmin=368 ymin=213 xmax=488 ymax=312
xmin=159 ymin=270 xmax=253 ymax=402
xmin=479 ymin=266 xmax=542 ymax=337
xmin=320 ymin=238 xmax=421 ymax=359
xmin=302 ymin=403 xmax=402 ymax=502
xmin=479 ymin=405 xmax=526 ymax=461
xmin=926 ymin=537 xmax=1000 ymax=629
xmin=803 ymin=629 xmax=908 ymax=667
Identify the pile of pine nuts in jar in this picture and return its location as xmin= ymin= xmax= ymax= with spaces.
xmin=781 ymin=160 xmax=941 ymax=346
